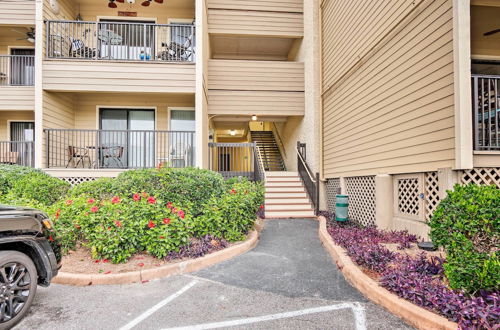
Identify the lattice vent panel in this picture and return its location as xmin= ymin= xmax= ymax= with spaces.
xmin=461 ymin=168 xmax=500 ymax=188
xmin=325 ymin=178 xmax=341 ymax=213
xmin=345 ymin=176 xmax=376 ymax=226
xmin=397 ymin=177 xmax=420 ymax=217
xmin=60 ymin=177 xmax=97 ymax=186
xmin=424 ymin=172 xmax=440 ymax=222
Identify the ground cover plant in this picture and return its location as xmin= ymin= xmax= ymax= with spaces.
xmin=0 ymin=165 xmax=264 ymax=265
xmin=322 ymin=208 xmax=499 ymax=329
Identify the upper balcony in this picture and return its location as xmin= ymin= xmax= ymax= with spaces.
xmin=0 ymin=0 xmax=35 ymax=26
xmin=43 ymin=20 xmax=196 ymax=93
xmin=0 ymin=55 xmax=35 ymax=111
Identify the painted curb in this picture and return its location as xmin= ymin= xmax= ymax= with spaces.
xmin=53 ymin=228 xmax=260 ymax=286
xmin=318 ymin=216 xmax=458 ymax=330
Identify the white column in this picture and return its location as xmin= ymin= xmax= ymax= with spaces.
xmin=34 ymin=0 xmax=44 ymax=168
xmin=375 ymin=174 xmax=393 ymax=230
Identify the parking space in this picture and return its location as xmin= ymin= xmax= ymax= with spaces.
xmin=16 ymin=220 xmax=413 ymax=330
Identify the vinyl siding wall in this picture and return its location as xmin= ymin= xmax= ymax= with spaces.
xmin=0 ymin=111 xmax=34 ymax=141
xmin=0 ymin=0 xmax=35 ymax=25
xmin=321 ymin=0 xmax=456 ymax=177
xmin=0 ymin=87 xmax=35 ymax=111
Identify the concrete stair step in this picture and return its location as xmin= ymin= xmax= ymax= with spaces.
xmin=265 ymin=204 xmax=313 ymax=211
xmin=265 ymin=187 xmax=305 ymax=193
xmin=266 ymin=171 xmax=298 ymax=177
xmin=265 ymin=182 xmax=303 ymax=188
xmin=265 ymin=192 xmax=308 ymax=198
xmin=266 ymin=177 xmax=301 ymax=182
xmin=265 ymin=210 xmax=316 ymax=218
xmin=264 ymin=198 xmax=311 ymax=205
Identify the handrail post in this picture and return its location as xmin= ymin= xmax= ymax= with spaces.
xmin=45 ymin=130 xmax=49 ymax=168
xmin=315 ymin=172 xmax=320 ymax=215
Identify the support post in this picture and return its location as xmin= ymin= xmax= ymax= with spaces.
xmin=437 ymin=168 xmax=459 ymax=200
xmin=375 ymin=174 xmax=393 ymax=230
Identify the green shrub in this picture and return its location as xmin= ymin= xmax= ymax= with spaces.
xmin=195 ymin=179 xmax=264 ymax=241
xmin=7 ymin=171 xmax=69 ymax=206
xmin=0 ymin=164 xmax=44 ymax=195
xmin=50 ymin=193 xmax=191 ymax=263
xmin=67 ymin=177 xmax=118 ymax=199
xmin=429 ymin=184 xmax=500 ymax=293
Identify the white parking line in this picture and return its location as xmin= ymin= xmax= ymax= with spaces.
xmin=119 ymin=280 xmax=198 ymax=330
xmin=161 ymin=302 xmax=367 ymax=330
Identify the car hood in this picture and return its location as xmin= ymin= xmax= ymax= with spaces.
xmin=0 ymin=205 xmax=45 ymax=234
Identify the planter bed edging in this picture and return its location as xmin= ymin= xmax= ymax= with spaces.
xmin=318 ymin=216 xmax=458 ymax=330
xmin=53 ymin=229 xmax=259 ymax=286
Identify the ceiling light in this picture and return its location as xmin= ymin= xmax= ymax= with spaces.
xmin=251 ymin=115 xmax=257 ymax=121
xmin=229 ymin=130 xmax=236 ymax=136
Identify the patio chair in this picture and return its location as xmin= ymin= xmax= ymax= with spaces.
xmin=102 ymin=146 xmax=124 ymax=168
xmin=0 ymin=151 xmax=19 ymax=165
xmin=66 ymin=146 xmax=91 ymax=168
xmin=168 ymin=142 xmax=190 ymax=167
xmin=69 ymin=37 xmax=98 ymax=59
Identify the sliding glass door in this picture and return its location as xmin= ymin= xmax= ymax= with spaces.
xmin=169 ymin=110 xmax=195 ymax=167
xmin=100 ymin=109 xmax=155 ymax=168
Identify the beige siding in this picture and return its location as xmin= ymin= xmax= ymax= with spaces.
xmin=0 ymin=111 xmax=34 ymax=140
xmin=208 ymin=9 xmax=303 ymax=38
xmin=208 ymin=60 xmax=304 ymax=91
xmin=208 ymin=90 xmax=304 ymax=116
xmin=0 ymin=87 xmax=35 ymax=111
xmin=42 ymin=91 xmax=75 ymax=130
xmin=321 ymin=0 xmax=456 ymax=177
xmin=207 ymin=0 xmax=303 ymax=13
xmin=42 ymin=61 xmax=196 ymax=93
xmin=0 ymin=0 xmax=35 ymax=25
xmin=73 ymin=93 xmax=195 ymax=130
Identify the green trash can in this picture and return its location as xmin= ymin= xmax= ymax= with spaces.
xmin=335 ymin=195 xmax=349 ymax=222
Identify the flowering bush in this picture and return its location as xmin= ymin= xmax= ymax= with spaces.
xmin=429 ymin=184 xmax=500 ymax=293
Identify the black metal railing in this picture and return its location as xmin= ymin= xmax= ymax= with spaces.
xmin=208 ymin=142 xmax=265 ymax=181
xmin=297 ymin=141 xmax=319 ymax=215
xmin=0 ymin=141 xmax=34 ymax=167
xmin=0 ymin=55 xmax=35 ymax=86
xmin=44 ymin=129 xmax=195 ymax=169
xmin=472 ymin=75 xmax=500 ymax=151
xmin=46 ymin=20 xmax=195 ymax=62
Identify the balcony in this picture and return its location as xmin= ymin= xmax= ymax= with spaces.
xmin=0 ymin=141 xmax=34 ymax=167
xmin=43 ymin=20 xmax=196 ymax=93
xmin=0 ymin=55 xmax=35 ymax=111
xmin=472 ymin=75 xmax=500 ymax=151
xmin=44 ymin=129 xmax=195 ymax=169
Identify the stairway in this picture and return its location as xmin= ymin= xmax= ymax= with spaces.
xmin=264 ymin=171 xmax=316 ymax=218
xmin=251 ymin=131 xmax=286 ymax=171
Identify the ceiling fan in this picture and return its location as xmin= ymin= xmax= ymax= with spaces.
xmin=484 ymin=28 xmax=500 ymax=36
xmin=12 ymin=27 xmax=35 ymax=43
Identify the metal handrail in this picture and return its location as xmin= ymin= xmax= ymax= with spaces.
xmin=272 ymin=122 xmax=287 ymax=159
xmin=296 ymin=141 xmax=319 ymax=215
xmin=296 ymin=145 xmax=316 ymax=183
xmin=254 ymin=145 xmax=266 ymax=182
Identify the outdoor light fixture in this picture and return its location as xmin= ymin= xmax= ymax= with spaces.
xmin=251 ymin=115 xmax=257 ymax=121
xmin=229 ymin=130 xmax=236 ymax=136
xmin=141 ymin=0 xmax=152 ymax=6
xmin=108 ymin=0 xmax=117 ymax=8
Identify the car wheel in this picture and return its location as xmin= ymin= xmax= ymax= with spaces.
xmin=0 ymin=251 xmax=37 ymax=330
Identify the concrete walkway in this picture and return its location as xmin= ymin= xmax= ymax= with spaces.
xmin=16 ymin=219 xmax=412 ymax=330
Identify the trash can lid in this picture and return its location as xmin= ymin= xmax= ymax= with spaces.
xmin=336 ymin=194 xmax=348 ymax=198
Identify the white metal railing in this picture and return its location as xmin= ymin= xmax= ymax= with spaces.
xmin=46 ymin=20 xmax=195 ymax=62
xmin=0 ymin=55 xmax=35 ymax=86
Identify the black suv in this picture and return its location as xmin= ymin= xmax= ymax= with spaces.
xmin=0 ymin=205 xmax=61 ymax=329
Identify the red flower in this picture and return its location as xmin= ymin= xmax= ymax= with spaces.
xmin=172 ymin=207 xmax=178 ymax=213
xmin=133 ymin=193 xmax=141 ymax=201
xmin=84 ymin=212 xmax=89 ymax=216
xmin=65 ymin=199 xmax=73 ymax=206
xmin=159 ymin=236 xmax=165 ymax=239
xmin=74 ymin=224 xmax=81 ymax=229
xmin=163 ymin=218 xmax=171 ymax=225
xmin=48 ymin=235 xmax=54 ymax=242
xmin=111 ymin=196 xmax=121 ymax=204
xmin=166 ymin=202 xmax=173 ymax=209
xmin=156 ymin=162 xmax=163 ymax=169
xmin=104 ymin=271 xmax=112 ymax=274
xmin=87 ymin=198 xmax=95 ymax=204
xmin=55 ymin=209 xmax=61 ymax=219
xmin=103 ymin=259 xmax=109 ymax=263
xmin=178 ymin=210 xmax=185 ymax=219
xmin=231 ymin=189 xmax=237 ymax=194
xmin=142 ymin=192 xmax=148 ymax=198
xmin=94 ymin=260 xmax=100 ymax=264
xmin=148 ymin=220 xmax=155 ymax=229
xmin=260 ymin=204 xmax=264 ymax=209
xmin=147 ymin=196 xmax=156 ymax=204
xmin=137 ymin=262 xmax=145 ymax=267
xmin=114 ymin=220 xmax=122 ymax=227
xmin=90 ymin=206 xmax=99 ymax=213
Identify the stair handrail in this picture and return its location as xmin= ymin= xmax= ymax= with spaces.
xmin=272 ymin=122 xmax=287 ymax=159
xmin=253 ymin=144 xmax=266 ymax=182
xmin=296 ymin=141 xmax=319 ymax=215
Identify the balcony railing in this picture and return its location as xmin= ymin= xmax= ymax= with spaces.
xmin=44 ymin=129 xmax=195 ymax=169
xmin=0 ymin=55 xmax=35 ymax=86
xmin=46 ymin=20 xmax=195 ymax=62
xmin=472 ymin=75 xmax=500 ymax=151
xmin=208 ymin=142 xmax=264 ymax=181
xmin=0 ymin=141 xmax=34 ymax=167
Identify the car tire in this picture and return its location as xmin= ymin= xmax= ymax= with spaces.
xmin=0 ymin=251 xmax=37 ymax=330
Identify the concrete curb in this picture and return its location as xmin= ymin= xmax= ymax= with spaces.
xmin=53 ymin=228 xmax=260 ymax=286
xmin=317 ymin=216 xmax=458 ymax=330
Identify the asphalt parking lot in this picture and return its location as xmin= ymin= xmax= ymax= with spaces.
xmin=15 ymin=219 xmax=413 ymax=330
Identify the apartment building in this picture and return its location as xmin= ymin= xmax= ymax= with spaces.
xmin=0 ymin=0 xmax=498 ymax=236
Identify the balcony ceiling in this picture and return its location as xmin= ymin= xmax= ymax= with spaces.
xmin=471 ymin=5 xmax=500 ymax=57
xmin=210 ymin=36 xmax=295 ymax=61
